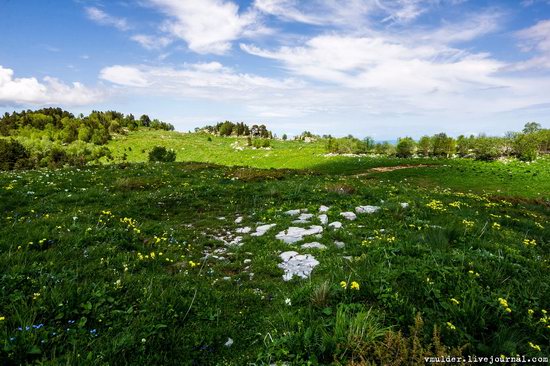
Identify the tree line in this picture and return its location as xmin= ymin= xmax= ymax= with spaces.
xmin=325 ymin=122 xmax=549 ymax=162
xmin=199 ymin=121 xmax=273 ymax=138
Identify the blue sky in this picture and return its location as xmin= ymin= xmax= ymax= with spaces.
xmin=1 ymin=0 xmax=549 ymax=138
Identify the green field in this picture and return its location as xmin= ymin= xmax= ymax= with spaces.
xmin=1 ymin=131 xmax=549 ymax=365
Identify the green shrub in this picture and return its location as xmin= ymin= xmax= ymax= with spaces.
xmin=0 ymin=139 xmax=31 ymax=170
xmin=148 ymin=146 xmax=176 ymax=162
xmin=396 ymin=137 xmax=416 ymax=158
xmin=252 ymin=139 xmax=270 ymax=148
xmin=513 ymin=133 xmax=540 ymax=161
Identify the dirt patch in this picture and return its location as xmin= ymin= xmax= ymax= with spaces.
xmin=356 ymin=164 xmax=434 ymax=176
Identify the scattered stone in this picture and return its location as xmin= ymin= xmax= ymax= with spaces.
xmin=400 ymin=202 xmax=409 ymax=208
xmin=292 ymin=213 xmax=314 ymax=224
xmin=334 ymin=241 xmax=345 ymax=249
xmin=340 ymin=212 xmax=357 ymax=220
xmin=319 ymin=205 xmax=330 ymax=213
xmin=222 ymin=277 xmax=231 ymax=281
xmin=251 ymin=224 xmax=277 ymax=237
xmin=318 ymin=214 xmax=328 ymax=225
xmin=301 ymin=242 xmax=327 ymax=250
xmin=278 ymin=251 xmax=320 ymax=281
xmin=356 ymin=205 xmax=381 ymax=214
xmin=275 ymin=226 xmax=324 ymax=244
xmin=224 ymin=338 xmax=234 ymax=347
xmin=227 ymin=236 xmax=243 ymax=246
xmin=243 ymin=259 xmax=252 ymax=264
xmin=284 ymin=209 xmax=301 ymax=216
xmin=235 ymin=216 xmax=243 ymax=224
xmin=235 ymin=227 xmax=252 ymax=234
xmin=329 ymin=221 xmax=342 ymax=229
xmin=218 ymin=217 xmax=226 ymax=221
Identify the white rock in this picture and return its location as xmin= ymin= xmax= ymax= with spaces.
xmin=356 ymin=205 xmax=381 ymax=214
xmin=235 ymin=216 xmax=243 ymax=224
xmin=243 ymin=259 xmax=252 ymax=264
xmin=284 ymin=209 xmax=301 ymax=216
xmin=235 ymin=227 xmax=251 ymax=234
xmin=251 ymin=224 xmax=277 ymax=237
xmin=224 ymin=338 xmax=234 ymax=347
xmin=340 ymin=212 xmax=357 ymax=221
xmin=319 ymin=205 xmax=330 ymax=213
xmin=400 ymin=202 xmax=409 ymax=208
xmin=318 ymin=214 xmax=328 ymax=225
xmin=292 ymin=213 xmax=314 ymax=224
xmin=328 ymin=221 xmax=342 ymax=229
xmin=301 ymin=242 xmax=327 ymax=250
xmin=227 ymin=236 xmax=243 ymax=246
xmin=334 ymin=241 xmax=345 ymax=249
xmin=278 ymin=251 xmax=320 ymax=281
xmin=275 ymin=226 xmax=324 ymax=244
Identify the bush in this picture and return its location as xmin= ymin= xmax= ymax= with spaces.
xmin=513 ymin=133 xmax=539 ymax=161
xmin=148 ymin=146 xmax=176 ymax=162
xmin=473 ymin=137 xmax=503 ymax=161
xmin=0 ymin=139 xmax=31 ymax=170
xmin=252 ymin=139 xmax=271 ymax=148
xmin=396 ymin=137 xmax=416 ymax=158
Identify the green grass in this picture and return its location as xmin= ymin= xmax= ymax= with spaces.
xmin=1 ymin=132 xmax=549 ymax=365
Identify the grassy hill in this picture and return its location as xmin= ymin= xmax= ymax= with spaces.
xmin=1 ymin=130 xmax=549 ymax=364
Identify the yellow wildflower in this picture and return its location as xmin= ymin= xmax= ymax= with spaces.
xmin=0 ymin=316 xmax=5 ymax=321
xmin=446 ymin=322 xmax=456 ymax=330
xmin=339 ymin=281 xmax=347 ymax=289
xmin=528 ymin=342 xmax=541 ymax=352
xmin=351 ymin=281 xmax=360 ymax=290
xmin=450 ymin=298 xmax=460 ymax=305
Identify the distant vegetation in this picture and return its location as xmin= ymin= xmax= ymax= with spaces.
xmin=326 ymin=123 xmax=550 ymax=162
xmin=148 ymin=146 xmax=176 ymax=162
xmin=0 ymin=108 xmax=173 ymax=169
xmin=199 ymin=121 xmax=273 ymax=138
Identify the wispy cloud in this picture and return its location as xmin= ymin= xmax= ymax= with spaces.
xmin=131 ymin=34 xmax=173 ymax=50
xmin=514 ymin=19 xmax=550 ymax=70
xmin=85 ymin=7 xmax=131 ymax=31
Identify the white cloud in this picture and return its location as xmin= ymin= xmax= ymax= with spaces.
xmin=147 ymin=0 xmax=265 ymax=54
xmin=0 ymin=66 xmax=102 ymax=106
xmin=131 ymin=34 xmax=173 ymax=50
xmin=85 ymin=7 xmax=130 ymax=31
xmin=514 ymin=19 xmax=550 ymax=70
xmin=99 ymin=62 xmax=301 ymax=97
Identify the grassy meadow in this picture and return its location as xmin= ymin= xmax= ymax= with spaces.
xmin=1 ymin=130 xmax=549 ymax=365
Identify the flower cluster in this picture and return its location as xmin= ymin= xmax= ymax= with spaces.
xmin=340 ymin=281 xmax=360 ymax=290
xmin=523 ymin=238 xmax=537 ymax=247
xmin=426 ymin=200 xmax=446 ymax=211
xmin=498 ymin=298 xmax=511 ymax=313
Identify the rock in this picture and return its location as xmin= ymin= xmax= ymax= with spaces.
xmin=278 ymin=251 xmax=320 ymax=281
xmin=251 ymin=224 xmax=277 ymax=237
xmin=334 ymin=241 xmax=345 ymax=249
xmin=224 ymin=338 xmax=234 ymax=347
xmin=235 ymin=216 xmax=243 ymax=224
xmin=318 ymin=214 xmax=328 ymax=225
xmin=319 ymin=205 xmax=330 ymax=213
xmin=356 ymin=205 xmax=381 ymax=214
xmin=340 ymin=212 xmax=357 ymax=220
xmin=275 ymin=226 xmax=324 ymax=244
xmin=292 ymin=213 xmax=314 ymax=224
xmin=236 ymin=227 xmax=252 ymax=234
xmin=328 ymin=221 xmax=342 ymax=229
xmin=284 ymin=209 xmax=301 ymax=216
xmin=343 ymin=256 xmax=353 ymax=261
xmin=243 ymin=259 xmax=252 ymax=264
xmin=400 ymin=202 xmax=409 ymax=208
xmin=301 ymin=242 xmax=327 ymax=250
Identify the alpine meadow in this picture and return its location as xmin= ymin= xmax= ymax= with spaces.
xmin=1 ymin=1 xmax=550 ymax=365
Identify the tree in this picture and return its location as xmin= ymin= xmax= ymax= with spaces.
xmin=0 ymin=139 xmax=30 ymax=170
xmin=417 ymin=136 xmax=432 ymax=157
xmin=523 ymin=122 xmax=541 ymax=134
xmin=140 ymin=114 xmax=151 ymax=127
xmin=282 ymin=134 xmax=288 ymax=141
xmin=431 ymin=133 xmax=455 ymax=157
xmin=513 ymin=133 xmax=540 ymax=161
xmin=396 ymin=137 xmax=416 ymax=158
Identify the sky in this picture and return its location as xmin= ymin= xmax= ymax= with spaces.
xmin=1 ymin=0 xmax=550 ymax=139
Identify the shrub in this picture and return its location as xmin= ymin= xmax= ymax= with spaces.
xmin=0 ymin=139 xmax=31 ymax=170
xmin=473 ymin=137 xmax=503 ymax=161
xmin=252 ymin=139 xmax=270 ymax=148
xmin=396 ymin=137 xmax=416 ymax=158
xmin=148 ymin=146 xmax=176 ymax=162
xmin=513 ymin=133 xmax=540 ymax=161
